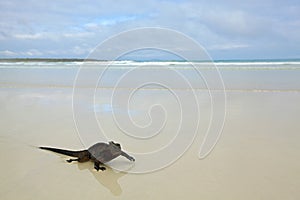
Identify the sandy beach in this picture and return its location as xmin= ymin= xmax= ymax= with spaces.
xmin=0 ymin=61 xmax=300 ymax=199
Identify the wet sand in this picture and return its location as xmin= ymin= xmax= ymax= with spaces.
xmin=0 ymin=86 xmax=299 ymax=199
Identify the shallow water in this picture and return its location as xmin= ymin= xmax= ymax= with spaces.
xmin=1 ymin=61 xmax=300 ymax=91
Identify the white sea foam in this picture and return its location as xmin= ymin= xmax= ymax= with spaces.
xmin=1 ymin=60 xmax=300 ymax=70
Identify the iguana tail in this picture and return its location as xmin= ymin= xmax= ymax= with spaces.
xmin=39 ymin=146 xmax=86 ymax=157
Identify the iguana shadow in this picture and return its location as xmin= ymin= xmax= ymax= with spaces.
xmin=77 ymin=161 xmax=127 ymax=196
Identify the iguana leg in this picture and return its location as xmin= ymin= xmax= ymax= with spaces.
xmin=94 ymin=160 xmax=106 ymax=171
xmin=66 ymin=158 xmax=79 ymax=163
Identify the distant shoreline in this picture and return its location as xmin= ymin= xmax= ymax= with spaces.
xmin=0 ymin=58 xmax=92 ymax=62
xmin=0 ymin=58 xmax=300 ymax=63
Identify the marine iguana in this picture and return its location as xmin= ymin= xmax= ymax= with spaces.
xmin=40 ymin=141 xmax=135 ymax=171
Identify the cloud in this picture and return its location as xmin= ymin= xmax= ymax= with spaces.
xmin=208 ymin=44 xmax=250 ymax=50
xmin=62 ymin=32 xmax=94 ymax=39
xmin=0 ymin=49 xmax=43 ymax=57
xmin=13 ymin=33 xmax=46 ymax=40
xmin=98 ymin=15 xmax=138 ymax=26
xmin=0 ymin=50 xmax=17 ymax=57
xmin=0 ymin=0 xmax=299 ymax=59
xmin=24 ymin=49 xmax=43 ymax=56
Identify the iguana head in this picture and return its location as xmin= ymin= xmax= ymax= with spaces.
xmin=109 ymin=141 xmax=121 ymax=149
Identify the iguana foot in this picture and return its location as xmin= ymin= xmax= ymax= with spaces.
xmin=94 ymin=165 xmax=106 ymax=171
xmin=99 ymin=166 xmax=106 ymax=171
xmin=66 ymin=158 xmax=79 ymax=163
xmin=94 ymin=161 xmax=106 ymax=171
xmin=94 ymin=165 xmax=99 ymax=171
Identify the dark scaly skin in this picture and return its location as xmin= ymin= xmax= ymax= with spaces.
xmin=40 ymin=141 xmax=135 ymax=171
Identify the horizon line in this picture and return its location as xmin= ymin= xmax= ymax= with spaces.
xmin=1 ymin=57 xmax=300 ymax=63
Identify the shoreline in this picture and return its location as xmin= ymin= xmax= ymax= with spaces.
xmin=1 ymin=58 xmax=300 ymax=63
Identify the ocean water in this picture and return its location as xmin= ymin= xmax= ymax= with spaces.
xmin=1 ymin=60 xmax=300 ymax=91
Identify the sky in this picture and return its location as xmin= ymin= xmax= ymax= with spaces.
xmin=0 ymin=0 xmax=299 ymax=60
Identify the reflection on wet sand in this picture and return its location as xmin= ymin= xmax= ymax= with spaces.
xmin=76 ymin=162 xmax=127 ymax=196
